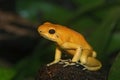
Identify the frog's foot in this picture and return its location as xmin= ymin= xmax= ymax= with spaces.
xmin=47 ymin=60 xmax=60 ymax=66
xmin=82 ymin=67 xmax=87 ymax=70
xmin=59 ymin=59 xmax=71 ymax=64
xmin=63 ymin=61 xmax=79 ymax=67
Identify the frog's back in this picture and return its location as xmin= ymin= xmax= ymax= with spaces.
xmin=55 ymin=24 xmax=92 ymax=50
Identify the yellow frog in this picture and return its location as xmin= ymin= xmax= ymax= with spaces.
xmin=37 ymin=22 xmax=102 ymax=71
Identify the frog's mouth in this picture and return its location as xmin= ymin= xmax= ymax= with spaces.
xmin=40 ymin=33 xmax=56 ymax=42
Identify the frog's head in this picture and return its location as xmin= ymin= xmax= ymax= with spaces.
xmin=37 ymin=22 xmax=62 ymax=43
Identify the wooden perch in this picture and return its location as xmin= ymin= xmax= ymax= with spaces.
xmin=36 ymin=60 xmax=107 ymax=80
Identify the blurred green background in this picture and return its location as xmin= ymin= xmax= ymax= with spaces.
xmin=0 ymin=0 xmax=120 ymax=80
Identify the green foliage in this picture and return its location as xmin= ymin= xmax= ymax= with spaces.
xmin=90 ymin=6 xmax=120 ymax=57
xmin=0 ymin=67 xmax=16 ymax=80
xmin=108 ymin=52 xmax=120 ymax=80
xmin=16 ymin=0 xmax=73 ymax=23
xmin=107 ymin=32 xmax=120 ymax=54
xmin=0 ymin=0 xmax=119 ymax=80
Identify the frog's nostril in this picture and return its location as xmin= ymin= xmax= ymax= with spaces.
xmin=39 ymin=31 xmax=42 ymax=33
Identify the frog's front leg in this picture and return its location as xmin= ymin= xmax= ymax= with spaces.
xmin=47 ymin=47 xmax=61 ymax=66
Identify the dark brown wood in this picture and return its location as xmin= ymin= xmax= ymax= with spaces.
xmin=36 ymin=60 xmax=107 ymax=80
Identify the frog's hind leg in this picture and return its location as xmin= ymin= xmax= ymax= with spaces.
xmin=79 ymin=49 xmax=102 ymax=71
xmin=82 ymin=57 xmax=102 ymax=71
xmin=80 ymin=49 xmax=92 ymax=65
xmin=92 ymin=51 xmax=97 ymax=58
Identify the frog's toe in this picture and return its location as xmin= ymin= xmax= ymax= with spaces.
xmin=63 ymin=62 xmax=79 ymax=67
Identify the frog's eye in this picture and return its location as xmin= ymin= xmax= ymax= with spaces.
xmin=49 ymin=29 xmax=55 ymax=34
